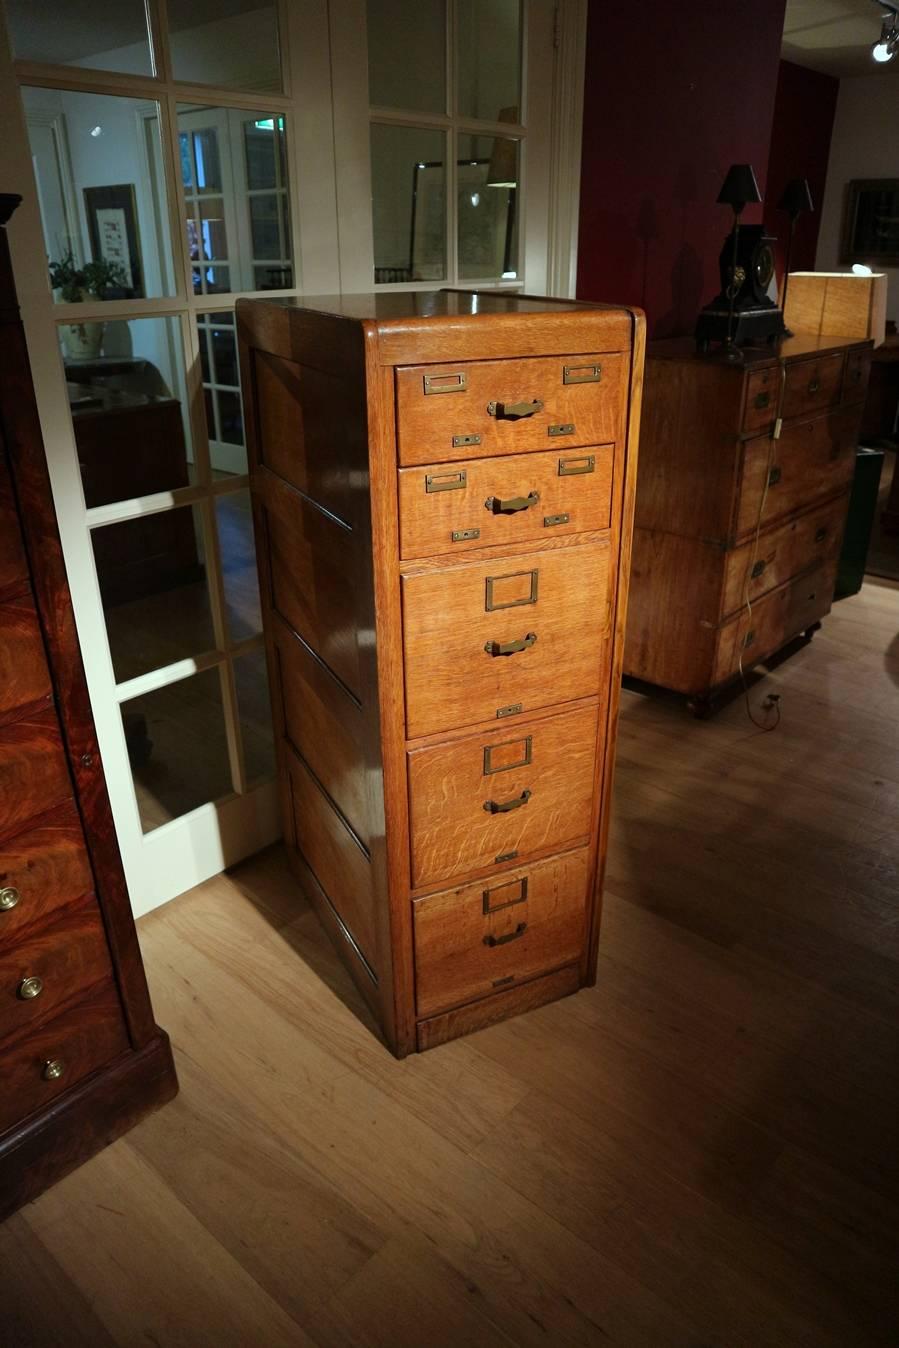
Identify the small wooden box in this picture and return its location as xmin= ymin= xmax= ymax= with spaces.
xmin=784 ymin=271 xmax=887 ymax=348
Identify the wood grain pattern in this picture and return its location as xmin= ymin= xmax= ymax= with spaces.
xmin=713 ymin=560 xmax=838 ymax=685
xmin=780 ymin=351 xmax=845 ymax=420
xmin=398 ymin=443 xmax=614 ymax=560
xmin=0 ymin=592 xmax=52 ymax=718
xmin=0 ymin=893 xmax=115 ymax=1049
xmin=402 ymin=539 xmax=611 ymax=738
xmin=417 ymin=962 xmax=581 ymax=1050
xmin=0 ymin=709 xmax=72 ymax=843
xmin=735 ymin=410 xmax=857 ymax=540
xmin=396 ymin=352 xmax=625 ymax=465
xmin=0 ymin=450 xmax=27 ymax=596
xmin=413 ymin=848 xmax=589 ymax=1016
xmin=721 ymin=493 xmax=848 ymax=618
xmin=0 ymin=803 xmax=94 ymax=944
xmin=408 ymin=702 xmax=598 ymax=889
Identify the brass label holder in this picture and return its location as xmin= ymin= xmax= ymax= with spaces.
xmin=485 ymin=568 xmax=539 ymax=612
xmin=424 ymin=371 xmax=467 ymax=394
xmin=563 ymin=363 xmax=602 ymax=384
xmin=558 ymin=454 xmax=595 ymax=476
xmin=426 ymin=469 xmax=466 ymax=493
xmin=483 ymin=734 xmax=532 ymax=776
xmin=482 ymin=875 xmax=529 ymax=915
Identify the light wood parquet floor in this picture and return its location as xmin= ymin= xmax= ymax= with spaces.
xmin=2 ymin=578 xmax=898 ymax=1347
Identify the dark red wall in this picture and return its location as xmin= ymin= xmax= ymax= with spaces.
xmin=576 ymin=0 xmax=787 ymax=337
xmin=763 ymin=60 xmax=839 ymax=281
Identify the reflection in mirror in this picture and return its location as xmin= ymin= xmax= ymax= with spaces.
xmin=23 ymin=87 xmax=174 ymax=304
xmin=60 ymin=317 xmax=196 ymax=506
xmin=215 ymin=490 xmax=262 ymax=641
xmin=168 ymin=1 xmax=282 ymax=93
xmin=6 ymin=0 xmax=153 ymax=76
xmin=457 ymin=0 xmax=521 ymax=124
xmin=93 ymin=503 xmax=215 ymax=684
xmin=122 ymin=668 xmax=234 ymax=834
xmin=367 ymin=0 xmax=446 ymax=114
xmin=198 ymin=311 xmax=247 ymax=476
xmin=371 ymin=125 xmax=446 ymax=284
xmin=178 ymin=106 xmax=293 ymax=296
xmin=234 ymin=649 xmax=275 ymax=784
xmin=458 ymin=135 xmax=520 ymax=280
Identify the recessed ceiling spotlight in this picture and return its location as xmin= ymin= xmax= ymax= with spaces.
xmin=90 ymin=125 xmax=102 ymax=137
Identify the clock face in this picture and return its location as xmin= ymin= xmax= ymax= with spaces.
xmin=754 ymin=242 xmax=775 ymax=291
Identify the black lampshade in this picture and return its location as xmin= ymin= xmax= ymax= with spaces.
xmin=777 ymin=177 xmax=814 ymax=217
xmin=716 ymin=163 xmax=762 ymax=211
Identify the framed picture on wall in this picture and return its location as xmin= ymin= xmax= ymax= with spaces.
xmin=841 ymin=178 xmax=899 ymax=265
xmin=83 ymin=184 xmax=144 ymax=298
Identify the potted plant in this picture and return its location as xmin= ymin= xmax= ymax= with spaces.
xmin=49 ymin=251 xmax=128 ymax=360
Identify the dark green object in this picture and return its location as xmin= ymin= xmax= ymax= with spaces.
xmin=836 ymin=447 xmax=885 ymax=597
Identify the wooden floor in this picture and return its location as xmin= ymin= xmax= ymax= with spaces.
xmin=3 ymin=578 xmax=899 ymax=1347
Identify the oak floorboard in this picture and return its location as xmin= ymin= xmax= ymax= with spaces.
xmin=4 ymin=578 xmax=898 ymax=1346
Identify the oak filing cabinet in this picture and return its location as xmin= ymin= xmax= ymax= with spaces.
xmin=237 ymin=291 xmax=645 ymax=1055
xmin=624 ymin=333 xmax=873 ymax=712
xmin=0 ymin=195 xmax=177 ymax=1221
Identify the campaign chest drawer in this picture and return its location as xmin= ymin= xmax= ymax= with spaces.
xmin=396 ymin=353 xmax=625 ymax=466
xmin=413 ymin=848 xmax=589 ymax=1018
xmin=842 ymin=349 xmax=871 ymax=404
xmin=0 ymin=802 xmax=94 ymax=945
xmin=735 ymin=408 xmax=857 ymax=541
xmin=721 ymin=494 xmax=848 ymax=618
xmin=780 ymin=352 xmax=845 ymax=420
xmin=408 ymin=702 xmax=598 ymax=889
xmin=402 ymin=540 xmax=611 ymax=738
xmin=713 ymin=561 xmax=837 ymax=686
xmin=0 ymin=979 xmax=129 ymax=1136
xmin=398 ymin=445 xmax=613 ymax=560
xmin=0 ymin=593 xmax=52 ymax=719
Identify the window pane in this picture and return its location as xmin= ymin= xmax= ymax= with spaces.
xmin=197 ymin=311 xmax=247 ymax=475
xmin=23 ymin=88 xmax=175 ymax=303
xmin=93 ymin=504 xmax=216 ymax=683
xmin=458 ymin=136 xmax=520 ymax=279
xmin=367 ymin=0 xmax=446 ymax=114
xmin=457 ymin=0 xmax=521 ymax=124
xmin=371 ymin=125 xmax=446 ymax=284
xmin=122 ymin=669 xmax=234 ymax=834
xmin=234 ymin=650 xmax=275 ymax=784
xmin=61 ymin=317 xmax=197 ymax=506
xmin=215 ymin=490 xmax=261 ymax=641
xmin=178 ymin=106 xmax=293 ymax=296
xmin=6 ymin=0 xmax=152 ymax=76
xmin=168 ymin=1 xmax=282 ymax=93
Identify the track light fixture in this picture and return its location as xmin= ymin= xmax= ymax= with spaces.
xmin=872 ymin=3 xmax=899 ymax=61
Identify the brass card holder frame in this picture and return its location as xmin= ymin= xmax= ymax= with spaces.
xmin=483 ymin=734 xmax=532 ymax=776
xmin=485 ymin=568 xmax=539 ymax=612
xmin=563 ymin=363 xmax=602 ymax=384
xmin=482 ymin=875 xmax=529 ymax=915
xmin=423 ymin=371 xmax=467 ymax=394
xmin=558 ymin=454 xmax=594 ymax=476
xmin=425 ymin=469 xmax=466 ymax=493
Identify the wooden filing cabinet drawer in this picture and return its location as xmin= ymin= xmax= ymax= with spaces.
xmin=721 ymin=494 xmax=848 ymax=618
xmin=408 ymin=703 xmax=598 ymax=888
xmin=0 ymin=978 xmax=129 ymax=1136
xmin=413 ymin=848 xmax=589 ymax=1017
xmin=395 ymin=353 xmax=625 ymax=466
xmin=0 ymin=802 xmax=94 ymax=945
xmin=0 ymin=594 xmax=52 ymax=718
xmin=713 ymin=561 xmax=837 ymax=686
xmin=0 ymin=454 xmax=28 ymax=594
xmin=0 ymin=709 xmax=73 ymax=842
xmin=735 ymin=408 xmax=857 ymax=540
xmin=402 ymin=540 xmax=611 ymax=738
xmin=780 ymin=353 xmax=844 ymax=420
xmin=842 ymin=349 xmax=871 ymax=405
xmin=0 ymin=894 xmax=115 ymax=1049
xmin=398 ymin=445 xmax=613 ymax=559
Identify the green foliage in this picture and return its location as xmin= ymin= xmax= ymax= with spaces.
xmin=48 ymin=250 xmax=128 ymax=303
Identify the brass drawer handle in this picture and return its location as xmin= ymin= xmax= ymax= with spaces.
xmin=484 ymin=632 xmax=537 ymax=657
xmin=17 ymin=975 xmax=44 ymax=1000
xmin=484 ymin=491 xmax=540 ymax=515
xmin=42 ymin=1059 xmax=65 ymax=1082
xmin=487 ymin=399 xmax=544 ymax=420
xmin=815 ymin=526 xmax=828 ymax=543
xmin=0 ymin=886 xmax=20 ymax=911
xmin=754 ymin=391 xmax=771 ymax=410
xmin=483 ymin=789 xmax=531 ymax=815
xmin=768 ymin=466 xmax=781 ymax=487
xmin=808 ymin=379 xmax=820 ymax=395
xmin=484 ymin=921 xmax=528 ymax=946
xmin=751 ymin=559 xmax=766 ymax=579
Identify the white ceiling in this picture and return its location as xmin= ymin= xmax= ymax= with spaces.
xmin=782 ymin=0 xmax=899 ymax=77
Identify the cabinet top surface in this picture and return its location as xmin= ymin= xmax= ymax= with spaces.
xmin=649 ymin=332 xmax=873 ymax=367
xmin=239 ymin=289 xmax=635 ymax=325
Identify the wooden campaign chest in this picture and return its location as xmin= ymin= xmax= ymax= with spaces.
xmin=238 ymin=291 xmax=644 ymax=1056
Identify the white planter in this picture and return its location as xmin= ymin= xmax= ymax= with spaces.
xmin=62 ymin=321 xmax=104 ymax=360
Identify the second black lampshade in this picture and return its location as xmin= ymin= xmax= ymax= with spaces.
xmin=777 ymin=177 xmax=814 ymax=218
xmin=716 ymin=163 xmax=762 ymax=212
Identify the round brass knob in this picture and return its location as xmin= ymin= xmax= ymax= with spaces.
xmin=18 ymin=975 xmax=44 ymax=1000
xmin=0 ymin=887 xmax=20 ymax=911
xmin=41 ymin=1059 xmax=65 ymax=1082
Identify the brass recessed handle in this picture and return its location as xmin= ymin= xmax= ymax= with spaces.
xmin=487 ymin=399 xmax=544 ymax=420
xmin=0 ymin=886 xmax=20 ymax=911
xmin=42 ymin=1059 xmax=65 ymax=1082
xmin=17 ymin=976 xmax=44 ymax=1000
xmin=808 ymin=380 xmax=820 ymax=394
xmin=754 ymin=391 xmax=771 ymax=410
xmin=815 ymin=527 xmax=827 ymax=543
xmin=768 ymin=466 xmax=782 ymax=487
xmin=751 ymin=559 xmax=766 ymax=579
xmin=484 ymin=632 xmax=537 ymax=657
xmin=483 ymin=788 xmax=532 ymax=815
xmin=485 ymin=491 xmax=540 ymax=515
xmin=484 ymin=921 xmax=528 ymax=946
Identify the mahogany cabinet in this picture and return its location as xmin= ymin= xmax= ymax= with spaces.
xmin=0 ymin=195 xmax=176 ymax=1220
xmin=623 ymin=333 xmax=873 ymax=711
xmin=237 ymin=291 xmax=645 ymax=1056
